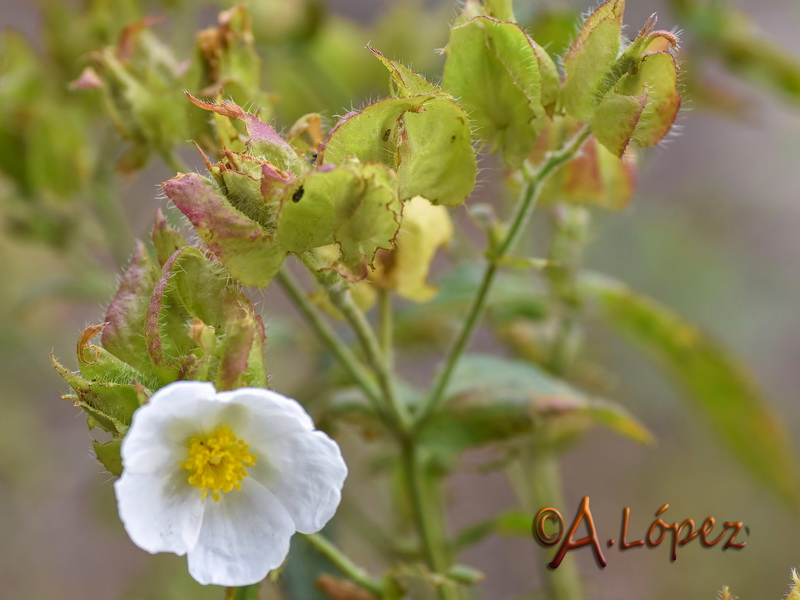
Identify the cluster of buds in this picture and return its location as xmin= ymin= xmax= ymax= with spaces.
xmin=52 ymin=211 xmax=267 ymax=474
xmin=163 ymin=46 xmax=477 ymax=285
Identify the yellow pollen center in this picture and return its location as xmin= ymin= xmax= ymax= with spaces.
xmin=181 ymin=425 xmax=257 ymax=501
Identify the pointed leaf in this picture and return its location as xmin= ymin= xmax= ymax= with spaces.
xmin=580 ymin=273 xmax=800 ymax=507
xmin=425 ymin=353 xmax=653 ymax=454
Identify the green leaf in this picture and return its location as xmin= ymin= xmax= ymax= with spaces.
xmin=423 ymin=353 xmax=653 ymax=454
xmin=93 ymin=438 xmax=123 ymax=476
xmin=562 ymin=0 xmax=625 ymax=120
xmin=580 ymin=273 xmax=800 ymax=507
xmin=590 ymin=90 xmax=647 ymax=157
xmin=162 ymin=172 xmax=287 ymax=287
xmin=442 ymin=16 xmax=547 ymax=167
xmin=455 ymin=510 xmax=534 ymax=549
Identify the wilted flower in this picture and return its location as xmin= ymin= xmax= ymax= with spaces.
xmin=114 ymin=381 xmax=348 ymax=586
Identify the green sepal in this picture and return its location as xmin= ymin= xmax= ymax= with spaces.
xmin=319 ymin=94 xmax=476 ymax=206
xmin=187 ymin=95 xmax=306 ymax=174
xmin=215 ymin=155 xmax=280 ymax=228
xmin=101 ymin=240 xmax=160 ymax=378
xmin=151 ymin=208 xmax=188 ymax=267
xmin=396 ymin=96 xmax=477 ymax=206
xmin=454 ymin=0 xmax=515 ymax=25
xmin=368 ymin=45 xmax=441 ymax=97
xmin=332 ymin=162 xmax=401 ymax=275
xmin=93 ymin=438 xmax=123 ymax=477
xmin=532 ymin=116 xmax=637 ymax=211
xmin=212 ymin=313 xmax=268 ymax=391
xmin=442 ymin=16 xmax=547 ymax=167
xmin=277 ymin=161 xmax=402 ymax=276
xmin=276 ymin=167 xmax=356 ymax=253
xmin=367 ymin=46 xmax=442 ymax=97
xmin=162 ymin=172 xmax=287 ymax=287
xmin=617 ymin=51 xmax=681 ymax=147
xmin=52 ymin=356 xmax=141 ymax=435
xmin=144 ymin=246 xmax=265 ymax=380
xmin=193 ymin=6 xmax=271 ymax=110
xmin=590 ymin=90 xmax=647 ymax=156
xmin=77 ymin=324 xmax=155 ymax=389
xmin=562 ymin=0 xmax=625 ymax=120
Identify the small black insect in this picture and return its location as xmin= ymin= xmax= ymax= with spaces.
xmin=292 ymin=186 xmax=305 ymax=203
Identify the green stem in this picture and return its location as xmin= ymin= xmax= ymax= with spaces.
xmin=508 ymin=447 xmax=582 ymax=600
xmin=303 ymin=533 xmax=384 ymax=597
xmin=415 ymin=126 xmax=592 ymax=426
xmin=401 ymin=443 xmax=461 ymax=600
xmin=224 ymin=583 xmax=261 ymax=600
xmin=378 ymin=288 xmax=393 ymax=370
xmin=276 ymin=268 xmax=385 ymax=416
xmin=298 ymin=254 xmax=412 ymax=436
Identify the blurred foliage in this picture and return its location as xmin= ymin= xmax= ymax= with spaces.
xmin=3 ymin=0 xmax=800 ymax=599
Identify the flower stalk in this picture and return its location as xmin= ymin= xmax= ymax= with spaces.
xmin=415 ymin=126 xmax=592 ymax=427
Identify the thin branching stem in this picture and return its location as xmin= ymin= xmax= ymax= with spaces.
xmin=415 ymin=126 xmax=592 ymax=426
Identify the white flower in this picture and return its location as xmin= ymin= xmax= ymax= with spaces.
xmin=114 ymin=381 xmax=348 ymax=587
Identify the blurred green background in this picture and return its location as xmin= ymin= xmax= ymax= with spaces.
xmin=1 ymin=0 xmax=800 ymax=598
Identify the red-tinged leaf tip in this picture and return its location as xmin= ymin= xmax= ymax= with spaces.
xmin=185 ymin=93 xmax=292 ymax=151
xmin=70 ymin=66 xmax=103 ymax=90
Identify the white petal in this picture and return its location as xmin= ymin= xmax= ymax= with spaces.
xmin=254 ymin=430 xmax=348 ymax=534
xmin=115 ymin=469 xmax=204 ymax=555
xmin=120 ymin=381 xmax=217 ymax=475
xmin=218 ymin=388 xmax=315 ymax=440
xmin=187 ymin=478 xmax=295 ymax=586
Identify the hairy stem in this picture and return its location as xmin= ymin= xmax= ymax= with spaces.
xmin=276 ymin=268 xmax=385 ymax=417
xmin=297 ymin=254 xmax=412 ymax=436
xmin=378 ymin=288 xmax=394 ymax=371
xmin=303 ymin=533 xmax=384 ymax=597
xmin=415 ymin=126 xmax=592 ymax=426
xmin=401 ymin=443 xmax=462 ymax=600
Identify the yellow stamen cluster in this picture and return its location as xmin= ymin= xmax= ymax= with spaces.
xmin=181 ymin=425 xmax=257 ymax=501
